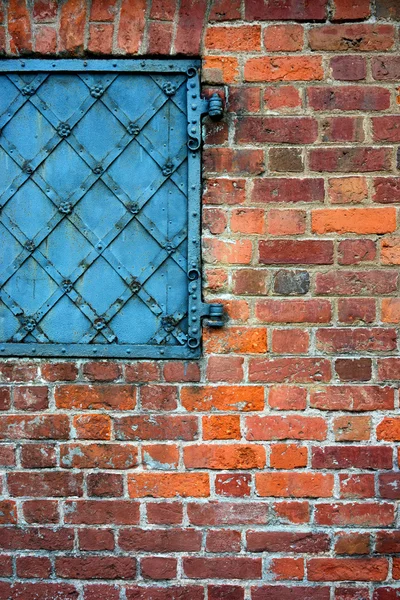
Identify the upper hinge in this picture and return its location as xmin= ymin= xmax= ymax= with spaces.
xmin=201 ymin=302 xmax=227 ymax=328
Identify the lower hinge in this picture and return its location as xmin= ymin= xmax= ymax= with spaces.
xmin=201 ymin=303 xmax=227 ymax=327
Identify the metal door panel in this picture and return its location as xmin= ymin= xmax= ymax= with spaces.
xmin=0 ymin=59 xmax=210 ymax=358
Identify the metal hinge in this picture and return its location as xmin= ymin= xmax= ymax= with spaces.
xmin=201 ymin=302 xmax=226 ymax=327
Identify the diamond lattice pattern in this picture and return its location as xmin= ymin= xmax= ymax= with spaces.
xmin=0 ymin=72 xmax=189 ymax=348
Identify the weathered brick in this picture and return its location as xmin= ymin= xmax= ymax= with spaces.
xmin=181 ymin=385 xmax=264 ymax=412
xmin=311 ymin=386 xmax=394 ymax=411
xmin=246 ymin=415 xmax=327 ymax=441
xmin=184 ymin=444 xmax=265 ymax=469
xmin=256 ymin=299 xmax=331 ymax=323
xmin=249 ymin=358 xmax=331 ymax=383
xmin=316 ymin=328 xmax=397 ymax=353
xmin=256 ymin=473 xmax=334 ymax=498
xmin=312 ymin=446 xmax=392 ymax=470
xmin=252 ymin=178 xmax=324 ymax=204
xmin=264 ymin=24 xmax=304 ymax=51
xmin=309 ymin=25 xmax=395 ymax=51
xmin=308 ymin=558 xmax=388 ymax=582
xmin=331 ymin=56 xmax=367 ymax=81
xmin=332 ymin=0 xmax=371 ymax=20
xmin=236 ymin=117 xmax=317 ymax=144
xmin=205 ymin=25 xmax=261 ymax=51
xmin=128 ymin=473 xmax=210 ymax=498
xmin=245 ymin=0 xmax=327 ymax=21
xmin=117 ymin=0 xmax=146 ymax=53
xmin=316 ymin=270 xmax=398 ymax=295
xmin=245 ymin=56 xmax=323 ymax=82
xmin=309 ymin=148 xmax=391 ymax=173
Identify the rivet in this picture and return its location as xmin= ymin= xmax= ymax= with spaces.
xmin=190 ymin=82 xmax=195 ymax=88
xmin=192 ymin=328 xmax=198 ymax=334
xmin=62 ymin=348 xmax=66 ymax=353
xmin=31 ymin=348 xmax=36 ymax=353
xmin=93 ymin=348 xmax=97 ymax=353
xmin=0 ymin=347 xmax=4 ymax=351
xmin=192 ymin=316 xmax=197 ymax=322
xmin=21 ymin=61 xmax=25 ymax=67
xmin=83 ymin=61 xmax=87 ymax=67
xmin=160 ymin=348 xmax=165 ymax=355
xmin=192 ymin=295 xmax=197 ymax=300
xmin=191 ymin=307 xmax=196 ymax=313
xmin=127 ymin=349 xmax=131 ymax=354
xmin=191 ymin=104 xmax=197 ymax=110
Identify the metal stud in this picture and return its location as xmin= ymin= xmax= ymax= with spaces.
xmin=90 ymin=84 xmax=104 ymax=98
xmin=57 ymin=122 xmax=71 ymax=137
xmin=127 ymin=122 xmax=140 ymax=136
xmin=58 ymin=201 xmax=72 ymax=214
xmin=162 ymin=82 xmax=177 ymax=96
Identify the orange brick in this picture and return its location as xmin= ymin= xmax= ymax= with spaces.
xmin=128 ymin=473 xmax=209 ymax=498
xmin=181 ymin=386 xmax=265 ymax=412
xmin=184 ymin=444 xmax=266 ymax=469
xmin=273 ymin=501 xmax=309 ymax=524
xmin=271 ymin=557 xmax=304 ymax=580
xmin=205 ymin=25 xmax=261 ymax=52
xmin=377 ymin=418 xmax=400 ymax=441
xmin=72 ymin=414 xmax=112 ymax=440
xmin=206 ymin=356 xmax=244 ymax=383
xmin=231 ymin=208 xmax=265 ymax=234
xmin=264 ymin=24 xmax=304 ymax=52
xmin=382 ymin=298 xmax=400 ymax=323
xmin=333 ymin=416 xmax=371 ymax=441
xmin=270 ymin=444 xmax=308 ymax=469
xmin=381 ymin=237 xmax=400 ymax=265
xmin=267 ymin=209 xmax=306 ymax=235
xmin=264 ymin=86 xmax=301 ymax=110
xmin=268 ymin=386 xmax=307 ymax=411
xmin=328 ymin=177 xmax=368 ymax=204
xmin=312 ymin=208 xmax=396 ymax=234
xmin=203 ymin=56 xmax=239 ymax=84
xmin=55 ymin=385 xmax=136 ymax=411
xmin=203 ymin=327 xmax=267 ymax=354
xmin=203 ymin=415 xmax=241 ymax=440
xmin=245 ymin=56 xmax=323 ymax=82
xmin=256 ymin=472 xmax=334 ymax=498
xmin=142 ymin=444 xmax=179 ymax=470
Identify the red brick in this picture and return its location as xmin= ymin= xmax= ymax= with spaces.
xmin=64 ymin=500 xmax=140 ymax=525
xmin=206 ymin=356 xmax=244 ymax=383
xmin=338 ymin=239 xmax=376 ymax=265
xmin=259 ymin=240 xmax=334 ymax=265
xmin=233 ymin=270 xmax=268 ymax=295
xmin=60 ymin=443 xmax=138 ymax=469
xmin=379 ymin=474 xmax=400 ymax=499
xmin=163 ymin=362 xmax=200 ymax=382
xmin=230 ymin=208 xmax=265 ymax=234
xmin=215 ymin=474 xmax=251 ymax=498
xmin=247 ymin=415 xmax=327 ymax=441
xmin=142 ymin=444 xmax=179 ymax=470
xmin=0 ymin=362 xmax=38 ymax=382
xmin=175 ymin=0 xmax=207 ymax=54
xmin=329 ymin=177 xmax=368 ymax=204
xmin=321 ymin=117 xmax=364 ymax=142
xmin=34 ymin=25 xmax=57 ymax=52
xmin=8 ymin=471 xmax=83 ymax=497
xmin=316 ymin=270 xmax=397 ymax=295
xmin=309 ymin=148 xmax=391 ymax=172
xmin=252 ymin=178 xmax=324 ymax=204
xmin=333 ymin=416 xmax=371 ymax=441
xmin=330 ymin=56 xmax=367 ymax=81
xmin=140 ymin=385 xmax=177 ymax=411
xmin=72 ymin=414 xmax=111 ymax=440
xmin=203 ymin=207 xmax=228 ymax=234
xmin=119 ymin=528 xmax=201 ymax=552
xmin=125 ymin=362 xmax=160 ymax=382
xmin=316 ymin=328 xmax=396 ymax=353
xmin=204 ymin=238 xmax=252 ymax=265
xmin=269 ymin=386 xmax=307 ymax=410
xmin=17 ymin=556 xmax=52 ymax=578
xmin=204 ymin=327 xmax=267 ymax=354
xmin=249 ymin=357 xmax=331 ymax=383
xmin=204 ymin=178 xmax=245 ymax=206
xmin=310 ymin=86 xmax=391 ymax=111
xmin=204 ymin=148 xmax=264 ymax=175
xmin=79 ymin=529 xmax=115 ymax=551
xmin=0 ymin=555 xmax=12 ymax=577
xmin=150 ymin=0 xmax=176 ymax=20
xmin=0 ymin=500 xmax=17 ymax=524
xmin=245 ymin=57 xmax=323 ymax=82
xmin=23 ymin=500 xmax=60 ymax=524
xmin=128 ymin=473 xmax=209 ymax=498
xmin=229 ymin=87 xmax=261 ymax=113
xmin=117 ymin=0 xmax=146 ymax=53
xmin=41 ymin=362 xmax=78 ymax=382
xmin=55 ymin=385 xmax=136 ymax=410
xmin=335 ymin=359 xmax=372 ymax=382
xmin=125 ymin=587 xmax=204 ymax=600
xmin=90 ymin=0 xmax=117 ymax=21
xmin=338 ymin=298 xmax=376 ymax=324
xmin=308 ymin=558 xmax=388 ymax=582
xmin=84 ymin=584 xmax=120 ymax=600
xmin=88 ymin=23 xmax=114 ymax=54
xmin=203 ymin=56 xmax=239 ymax=84
xmin=372 ymin=56 xmax=400 ymax=81
xmin=264 ymin=86 xmax=302 ymax=110
xmin=146 ymin=503 xmax=183 ymax=525
xmin=115 ymin=415 xmax=198 ymax=440
xmin=33 ymin=0 xmax=57 ymax=22
xmin=210 ymin=0 xmax=241 ymax=21
xmin=58 ymin=0 xmax=86 ymax=54
xmin=339 ymin=474 xmax=375 ymax=499
xmin=206 ymin=530 xmax=241 ymax=553
xmin=188 ymin=501 xmax=268 ymax=525
xmin=256 ymin=472 xmax=334 ymax=498
xmin=184 ymin=444 xmax=265 ymax=470
xmin=373 ymin=589 xmax=400 ymax=600
xmin=206 ymin=25 xmax=261 ymax=52
xmin=271 ymin=557 xmax=304 ymax=580
xmin=273 ymin=501 xmax=310 ymax=524
xmin=235 ymin=117 xmax=317 ymax=144
xmin=0 ymin=583 xmax=79 ymax=599
xmin=147 ymin=21 xmax=173 ymax=54
xmin=312 ymin=446 xmax=392 ymax=470
xmin=271 ymin=329 xmax=309 ymax=354
xmin=252 ymin=586 xmax=329 ymax=600
xmin=332 ymin=0 xmax=371 ymax=20
xmin=264 ymin=24 xmax=304 ymax=52
xmin=8 ymin=0 xmax=32 ymax=53
xmin=14 ymin=386 xmax=49 ymax=411
xmin=245 ymin=0 xmax=327 ymax=21
xmin=256 ymin=299 xmax=331 ymax=323
xmin=141 ymin=557 xmax=177 ymax=580
xmin=0 ymin=388 xmax=10 ymax=410
xmin=0 ymin=415 xmax=69 ymax=440
xmin=21 ymin=443 xmax=56 ymax=468
xmin=310 ymin=386 xmax=394 ymax=411
xmin=86 ymin=473 xmax=124 ymax=498
xmin=247 ymin=530 xmax=329 ymax=553
xmin=56 ymin=556 xmax=136 ymax=579
xmin=309 ymin=24 xmax=395 ymax=51
xmin=269 ymin=149 xmax=304 ymax=173
xmin=0 ymin=526 xmax=73 ymax=550
xmin=376 ymin=531 xmax=400 ymax=553
xmin=0 ymin=445 xmax=16 ymax=467
xmin=381 ymin=236 xmax=400 ymax=264
xmin=373 ymin=178 xmax=400 ymax=203
xmin=183 ymin=557 xmax=261 ymax=579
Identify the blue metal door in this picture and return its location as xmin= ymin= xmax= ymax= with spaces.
xmin=0 ymin=59 xmax=220 ymax=358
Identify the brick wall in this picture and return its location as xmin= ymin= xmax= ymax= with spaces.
xmin=1 ymin=0 xmax=400 ymax=598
